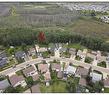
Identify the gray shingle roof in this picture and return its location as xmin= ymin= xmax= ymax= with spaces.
xmin=0 ymin=79 xmax=10 ymax=90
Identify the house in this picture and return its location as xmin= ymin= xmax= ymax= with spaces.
xmin=23 ymin=66 xmax=37 ymax=77
xmin=0 ymin=51 xmax=8 ymax=67
xmin=32 ymin=74 xmax=39 ymax=81
xmin=44 ymin=71 xmax=51 ymax=81
xmin=69 ymin=48 xmax=76 ymax=55
xmin=90 ymin=72 xmax=102 ymax=83
xmin=75 ymin=67 xmax=89 ymax=77
xmin=51 ymin=63 xmax=61 ymax=72
xmin=44 ymin=71 xmax=51 ymax=86
xmin=28 ymin=48 xmax=36 ymax=56
xmin=38 ymin=63 xmax=49 ymax=73
xmin=15 ymin=51 xmax=26 ymax=61
xmin=79 ymin=77 xmax=87 ymax=87
xmin=103 ymin=76 xmax=109 ymax=88
xmin=31 ymin=84 xmax=41 ymax=93
xmin=0 ymin=79 xmax=10 ymax=93
xmin=9 ymin=74 xmax=27 ymax=87
xmin=64 ymin=65 xmax=77 ymax=75
xmin=77 ymin=50 xmax=86 ymax=59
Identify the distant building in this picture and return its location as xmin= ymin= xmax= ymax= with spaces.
xmin=9 ymin=74 xmax=27 ymax=87
xmin=0 ymin=51 xmax=8 ymax=67
xmin=0 ymin=79 xmax=10 ymax=93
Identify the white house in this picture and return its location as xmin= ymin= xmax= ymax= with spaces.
xmin=64 ymin=65 xmax=77 ymax=75
xmin=90 ymin=72 xmax=102 ymax=83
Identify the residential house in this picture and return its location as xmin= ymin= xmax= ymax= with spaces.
xmin=75 ymin=67 xmax=89 ymax=77
xmin=64 ymin=65 xmax=77 ymax=75
xmin=23 ymin=66 xmax=37 ymax=77
xmin=90 ymin=72 xmax=102 ymax=83
xmin=28 ymin=48 xmax=36 ymax=56
xmin=0 ymin=79 xmax=10 ymax=93
xmin=51 ymin=63 xmax=61 ymax=72
xmin=0 ymin=51 xmax=8 ymax=67
xmin=103 ymin=76 xmax=109 ymax=88
xmin=9 ymin=74 xmax=27 ymax=87
xmin=15 ymin=51 xmax=26 ymax=62
xmin=77 ymin=50 xmax=86 ymax=59
xmin=79 ymin=77 xmax=87 ymax=87
xmin=32 ymin=74 xmax=39 ymax=81
xmin=31 ymin=84 xmax=41 ymax=93
xmin=69 ymin=48 xmax=76 ymax=56
xmin=38 ymin=63 xmax=49 ymax=73
xmin=44 ymin=71 xmax=51 ymax=86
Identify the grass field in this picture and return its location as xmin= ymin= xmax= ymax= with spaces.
xmin=40 ymin=81 xmax=68 ymax=93
xmin=104 ymin=88 xmax=109 ymax=93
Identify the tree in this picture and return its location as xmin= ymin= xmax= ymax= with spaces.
xmin=21 ymin=43 xmax=28 ymax=54
xmin=26 ymin=76 xmax=34 ymax=87
xmin=8 ymin=47 xmax=15 ymax=55
xmin=66 ymin=80 xmax=76 ymax=93
xmin=37 ymin=32 xmax=46 ymax=43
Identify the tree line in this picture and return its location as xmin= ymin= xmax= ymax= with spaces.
xmin=0 ymin=28 xmax=109 ymax=52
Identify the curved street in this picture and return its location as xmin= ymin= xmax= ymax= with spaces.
xmin=0 ymin=56 xmax=109 ymax=76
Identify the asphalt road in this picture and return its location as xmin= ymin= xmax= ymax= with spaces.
xmin=0 ymin=57 xmax=109 ymax=76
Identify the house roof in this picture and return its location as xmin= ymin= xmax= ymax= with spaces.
xmin=79 ymin=77 xmax=87 ymax=86
xmin=76 ymin=67 xmax=89 ymax=76
xmin=90 ymin=72 xmax=102 ymax=82
xmin=23 ymin=66 xmax=36 ymax=76
xmin=31 ymin=84 xmax=40 ymax=93
xmin=103 ymin=77 xmax=109 ymax=87
xmin=65 ymin=65 xmax=77 ymax=74
xmin=0 ymin=79 xmax=10 ymax=90
xmin=0 ymin=58 xmax=8 ymax=67
xmin=15 ymin=51 xmax=25 ymax=58
xmin=0 ymin=51 xmax=7 ymax=58
xmin=9 ymin=74 xmax=25 ymax=86
xmin=51 ymin=63 xmax=61 ymax=71
xmin=44 ymin=71 xmax=51 ymax=81
xmin=32 ymin=74 xmax=39 ymax=81
xmin=69 ymin=48 xmax=76 ymax=55
xmin=38 ymin=64 xmax=48 ymax=73
xmin=39 ymin=47 xmax=47 ymax=52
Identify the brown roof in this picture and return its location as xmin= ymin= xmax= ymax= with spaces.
xmin=9 ymin=74 xmax=25 ymax=86
xmin=76 ymin=67 xmax=89 ymax=77
xmin=38 ymin=64 xmax=48 ymax=73
xmin=23 ymin=66 xmax=36 ymax=76
xmin=103 ymin=77 xmax=109 ymax=87
xmin=51 ymin=63 xmax=61 ymax=71
xmin=44 ymin=71 xmax=51 ymax=81
xmin=32 ymin=74 xmax=39 ymax=81
xmin=79 ymin=77 xmax=87 ymax=86
xmin=57 ymin=71 xmax=63 ymax=79
xmin=31 ymin=84 xmax=40 ymax=93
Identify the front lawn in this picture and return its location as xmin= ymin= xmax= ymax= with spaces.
xmin=104 ymin=87 xmax=109 ymax=93
xmin=40 ymin=81 xmax=68 ymax=93
xmin=97 ymin=61 xmax=106 ymax=68
xmin=85 ymin=57 xmax=93 ymax=64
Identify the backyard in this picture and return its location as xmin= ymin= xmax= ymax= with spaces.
xmin=40 ymin=81 xmax=68 ymax=93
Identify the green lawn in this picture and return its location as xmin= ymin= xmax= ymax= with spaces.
xmin=40 ymin=81 xmax=68 ymax=93
xmin=67 ymin=43 xmax=87 ymax=50
xmin=104 ymin=87 xmax=109 ymax=93
xmin=97 ymin=61 xmax=107 ymax=68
